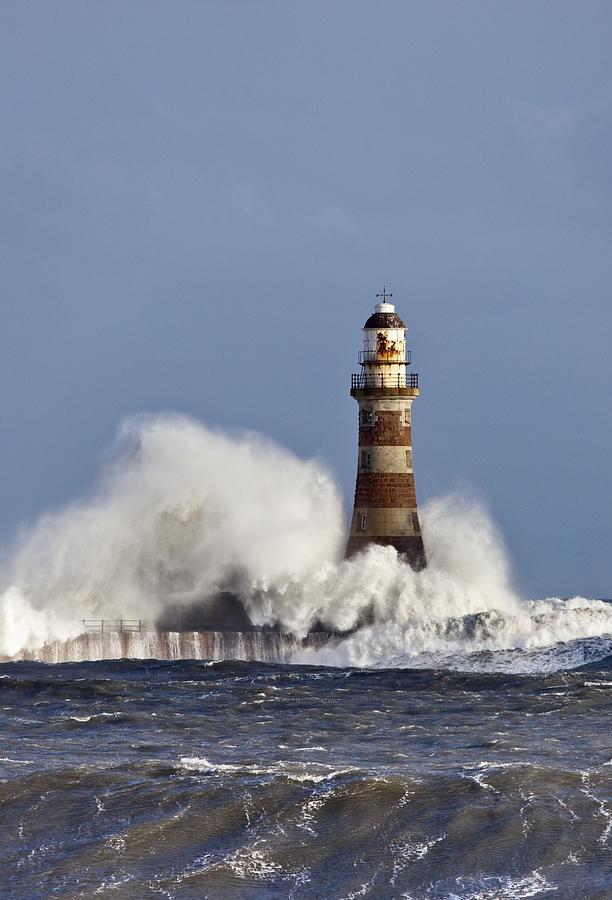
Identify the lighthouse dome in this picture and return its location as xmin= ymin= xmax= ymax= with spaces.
xmin=364 ymin=309 xmax=405 ymax=329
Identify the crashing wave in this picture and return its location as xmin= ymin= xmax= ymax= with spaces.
xmin=1 ymin=414 xmax=611 ymax=671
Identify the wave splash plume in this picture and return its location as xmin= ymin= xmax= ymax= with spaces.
xmin=0 ymin=414 xmax=610 ymax=672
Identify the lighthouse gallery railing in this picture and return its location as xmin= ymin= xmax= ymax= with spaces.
xmin=351 ymin=373 xmax=419 ymax=390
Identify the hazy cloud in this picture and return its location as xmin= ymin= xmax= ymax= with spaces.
xmin=507 ymin=99 xmax=581 ymax=171
xmin=226 ymin=183 xmax=274 ymax=226
xmin=304 ymin=203 xmax=363 ymax=240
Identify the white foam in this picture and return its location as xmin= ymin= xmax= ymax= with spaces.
xmin=390 ymin=834 xmax=446 ymax=885
xmin=580 ymin=772 xmax=612 ymax=845
xmin=446 ymin=870 xmax=557 ymax=898
xmin=178 ymin=755 xmax=354 ymax=784
xmin=0 ymin=415 xmax=343 ymax=657
xmin=225 ymin=846 xmax=282 ymax=880
xmin=1 ymin=414 xmax=611 ymax=672
xmin=68 ymin=712 xmax=120 ymax=723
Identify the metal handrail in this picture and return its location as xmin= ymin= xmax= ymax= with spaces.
xmin=358 ymin=349 xmax=411 ymax=365
xmin=351 ymin=373 xmax=419 ymax=390
xmin=82 ymin=619 xmax=143 ymax=633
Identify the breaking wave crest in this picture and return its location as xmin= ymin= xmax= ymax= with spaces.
xmin=1 ymin=414 xmax=611 ymax=669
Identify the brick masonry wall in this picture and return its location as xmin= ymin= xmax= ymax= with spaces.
xmin=354 ymin=472 xmax=417 ymax=507
xmin=347 ymin=394 xmax=426 ymax=568
xmin=359 ymin=411 xmax=412 ymax=446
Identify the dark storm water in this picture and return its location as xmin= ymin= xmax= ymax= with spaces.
xmin=1 ymin=653 xmax=611 ymax=899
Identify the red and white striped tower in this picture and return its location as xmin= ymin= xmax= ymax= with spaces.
xmin=345 ymin=289 xmax=426 ymax=569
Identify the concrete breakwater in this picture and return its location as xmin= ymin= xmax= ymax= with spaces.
xmin=11 ymin=630 xmax=333 ymax=664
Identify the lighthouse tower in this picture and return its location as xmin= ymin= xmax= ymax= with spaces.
xmin=345 ymin=289 xmax=426 ymax=569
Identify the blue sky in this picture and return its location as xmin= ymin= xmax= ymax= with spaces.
xmin=1 ymin=1 xmax=611 ymax=597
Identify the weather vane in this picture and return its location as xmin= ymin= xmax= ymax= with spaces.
xmin=376 ymin=286 xmax=392 ymax=303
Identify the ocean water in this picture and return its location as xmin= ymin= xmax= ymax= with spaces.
xmin=2 ymin=417 xmax=612 ymax=896
xmin=2 ymin=647 xmax=612 ymax=899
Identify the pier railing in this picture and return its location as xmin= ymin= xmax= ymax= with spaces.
xmin=81 ymin=619 xmax=286 ymax=634
xmin=351 ymin=373 xmax=419 ymax=390
xmin=83 ymin=619 xmax=143 ymax=633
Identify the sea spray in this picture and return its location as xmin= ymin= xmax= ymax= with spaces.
xmin=1 ymin=413 xmax=612 ymax=668
xmin=0 ymin=414 xmax=344 ymax=657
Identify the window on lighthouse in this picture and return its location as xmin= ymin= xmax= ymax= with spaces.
xmin=361 ymin=451 xmax=372 ymax=469
xmin=359 ymin=514 xmax=367 ymax=531
xmin=361 ymin=409 xmax=373 ymax=425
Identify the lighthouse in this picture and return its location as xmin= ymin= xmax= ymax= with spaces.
xmin=345 ymin=289 xmax=426 ymax=569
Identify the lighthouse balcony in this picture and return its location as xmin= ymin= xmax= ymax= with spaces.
xmin=351 ymin=372 xmax=419 ymax=395
xmin=358 ymin=349 xmax=412 ymax=365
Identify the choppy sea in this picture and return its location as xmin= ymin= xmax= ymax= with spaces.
xmin=1 ymin=646 xmax=611 ymax=899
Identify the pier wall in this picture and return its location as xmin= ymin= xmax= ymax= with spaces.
xmin=11 ymin=630 xmax=332 ymax=665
